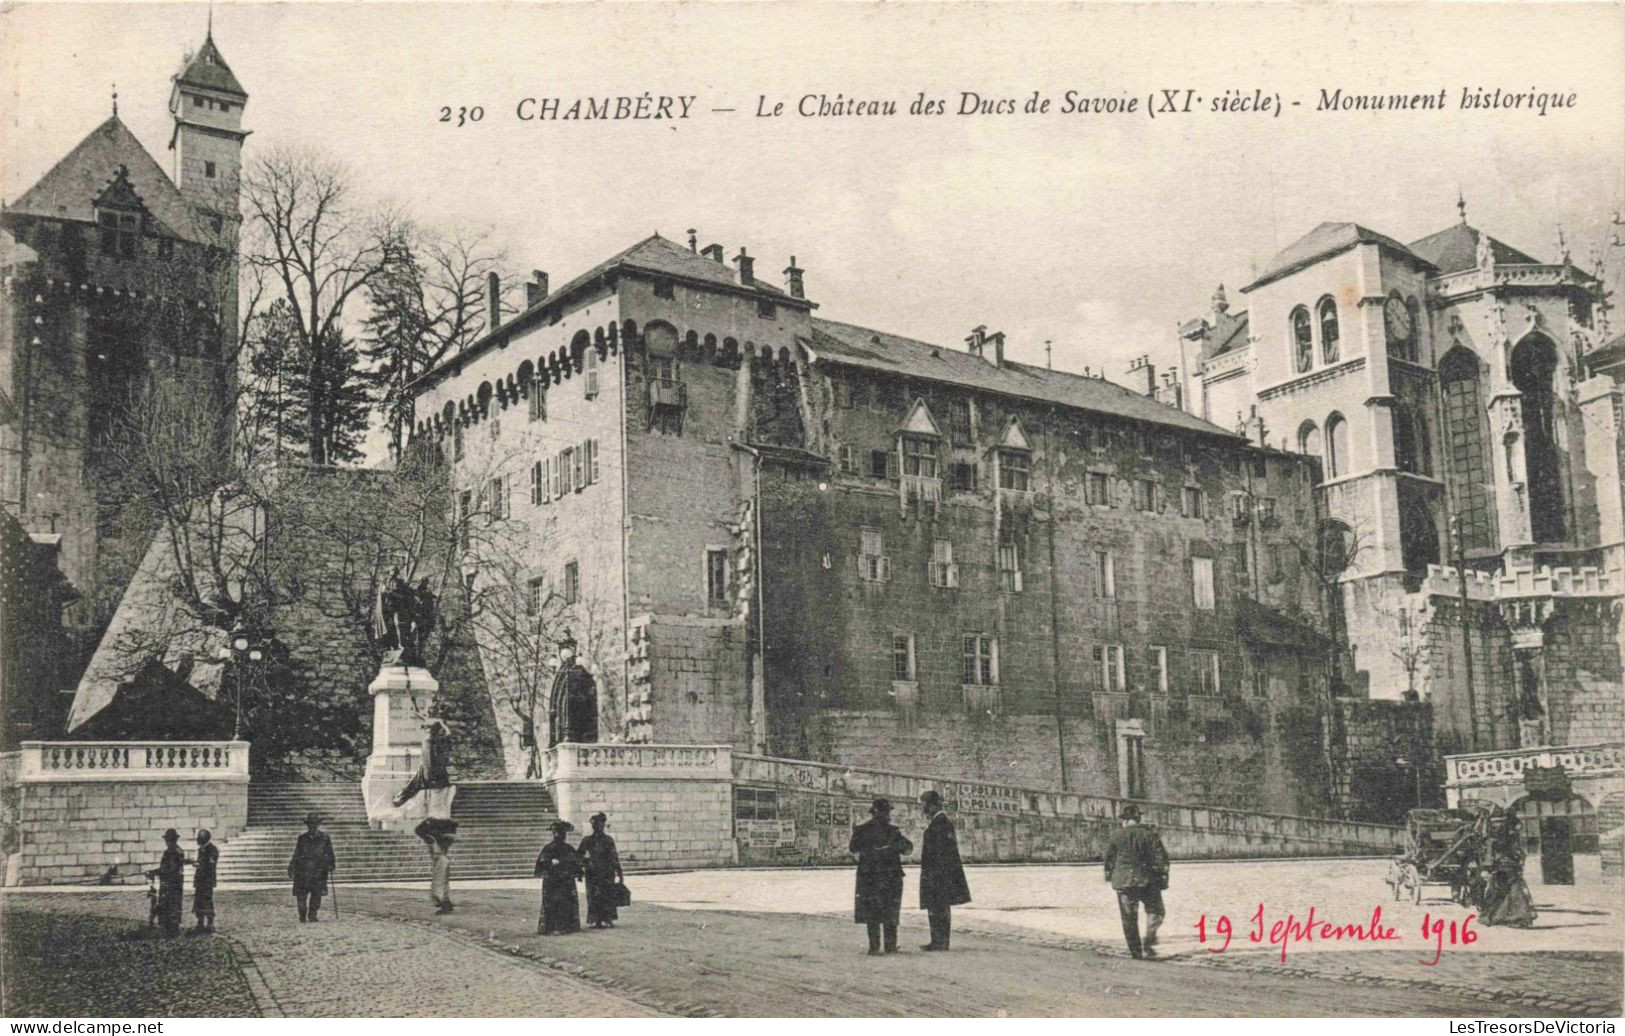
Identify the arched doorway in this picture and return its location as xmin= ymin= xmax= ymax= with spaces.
xmin=1510 ymin=334 xmax=1565 ymax=542
xmin=1516 ymin=794 xmax=1598 ymax=885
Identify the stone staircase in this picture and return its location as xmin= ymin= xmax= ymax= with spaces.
xmin=214 ymin=782 xmax=557 ymax=883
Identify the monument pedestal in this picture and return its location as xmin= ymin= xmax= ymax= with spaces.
xmin=362 ymin=665 xmax=438 ymax=831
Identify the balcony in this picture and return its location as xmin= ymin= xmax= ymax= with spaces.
xmin=649 ymin=378 xmax=687 ymax=408
xmin=1445 ymin=742 xmax=1623 ymax=791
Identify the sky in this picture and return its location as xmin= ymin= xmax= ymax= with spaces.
xmin=4 ymin=2 xmax=1624 ymax=407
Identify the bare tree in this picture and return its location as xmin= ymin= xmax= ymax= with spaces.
xmin=242 ymin=147 xmax=407 ymax=464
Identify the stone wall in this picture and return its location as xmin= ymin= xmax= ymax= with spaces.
xmin=544 ymin=743 xmax=734 ymax=870
xmin=731 ymin=754 xmax=1400 ymax=867
xmin=11 ymin=741 xmax=249 ymax=886
xmin=1329 ymin=697 xmax=1443 ymax=822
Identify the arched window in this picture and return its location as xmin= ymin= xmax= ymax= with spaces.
xmin=1297 ymin=421 xmax=1321 ymax=461
xmin=1291 ymin=306 xmax=1313 ymax=373
xmin=1405 ymin=296 xmax=1423 ymax=363
xmin=1399 ymin=495 xmax=1440 ymax=572
xmin=1325 ymin=413 xmax=1348 ymax=478
xmin=1440 ymin=348 xmax=1497 ymax=552
xmin=1318 ymin=297 xmax=1340 ymax=364
xmin=1511 ymin=333 xmax=1565 ymax=542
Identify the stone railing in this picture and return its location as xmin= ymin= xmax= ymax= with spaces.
xmin=18 ymin=741 xmax=249 ymax=782
xmin=542 ymin=742 xmax=732 ymax=782
xmin=1446 ymin=742 xmax=1624 ymax=788
xmin=733 ymin=754 xmax=1401 ymax=852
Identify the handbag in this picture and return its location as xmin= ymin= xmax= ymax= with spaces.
xmin=611 ymin=880 xmax=631 ymax=907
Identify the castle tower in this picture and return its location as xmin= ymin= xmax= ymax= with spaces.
xmin=167 ymin=30 xmax=249 ymax=242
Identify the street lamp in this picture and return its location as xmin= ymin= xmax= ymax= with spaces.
xmin=217 ymin=629 xmax=264 ymax=741
xmin=1394 ymin=756 xmax=1423 ymax=810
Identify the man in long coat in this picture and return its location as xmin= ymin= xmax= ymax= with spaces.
xmin=147 ymin=829 xmax=186 ymax=938
xmin=918 ymin=790 xmax=971 ymax=951
xmin=288 ymin=813 xmax=337 ymax=922
xmin=850 ymin=798 xmax=914 ymax=955
xmin=1104 ymin=804 xmax=1170 ymax=959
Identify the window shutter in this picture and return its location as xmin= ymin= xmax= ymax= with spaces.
xmin=554 ymin=451 xmax=566 ymax=498
xmin=1012 ymin=569 xmax=1023 ymax=593
xmin=878 ymin=556 xmax=891 ymax=582
xmin=573 ymin=443 xmax=586 ymax=490
xmin=885 ymin=451 xmax=899 ymax=480
xmin=589 ymin=438 xmax=601 ymax=484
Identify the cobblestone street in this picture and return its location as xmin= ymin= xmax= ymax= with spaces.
xmin=3 ymin=857 xmax=1619 ymax=1017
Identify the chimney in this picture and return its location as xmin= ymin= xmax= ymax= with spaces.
xmin=526 ymin=269 xmax=549 ymax=307
xmin=734 ymin=248 xmax=754 ymax=285
xmin=487 ymin=271 xmax=502 ymax=329
xmin=702 ymin=243 xmax=725 ymax=264
xmin=687 ymin=228 xmax=698 ymax=253
xmin=1127 ymin=354 xmax=1156 ymax=395
xmin=965 ymin=325 xmax=988 ymax=359
xmin=985 ymin=331 xmax=1005 ymax=368
xmin=784 ymin=255 xmax=805 ymax=299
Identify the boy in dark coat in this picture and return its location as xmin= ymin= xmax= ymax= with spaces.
xmin=1104 ymin=804 xmax=1170 ymax=959
xmin=918 ymin=790 xmax=971 ymax=951
xmin=288 ymin=813 xmax=337 ymax=922
xmin=850 ymin=798 xmax=914 ymax=955
xmin=190 ymin=829 xmax=219 ymax=934
xmin=147 ymin=829 xmax=186 ymax=938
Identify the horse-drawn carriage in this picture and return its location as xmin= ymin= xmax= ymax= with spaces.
xmin=1387 ymin=808 xmax=1479 ymax=905
xmin=1385 ymin=804 xmax=1537 ymax=926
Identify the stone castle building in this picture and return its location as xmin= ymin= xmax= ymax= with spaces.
xmin=1179 ymin=213 xmax=1624 ymax=858
xmin=409 ymin=234 xmax=1402 ymax=817
xmin=1 ymin=30 xmax=247 ymax=738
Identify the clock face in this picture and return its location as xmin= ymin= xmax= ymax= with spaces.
xmin=1385 ymin=295 xmax=1414 ymax=345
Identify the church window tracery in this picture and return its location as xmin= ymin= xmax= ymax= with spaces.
xmin=1439 ymin=348 xmax=1496 ymax=552
xmin=1511 ymin=333 xmax=1565 ymax=542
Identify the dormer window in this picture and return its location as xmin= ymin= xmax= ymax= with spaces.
xmin=902 ymin=436 xmax=938 ymax=479
xmin=997 ymin=449 xmax=1031 ymax=491
xmin=98 ymin=211 xmax=138 ymax=258
xmin=1291 ymin=306 xmax=1313 ymax=373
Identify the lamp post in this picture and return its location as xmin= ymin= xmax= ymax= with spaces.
xmin=1394 ymin=755 xmax=1423 ymax=809
xmin=217 ymin=628 xmax=263 ymax=741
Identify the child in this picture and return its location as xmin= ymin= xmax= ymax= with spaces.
xmin=191 ymin=829 xmax=219 ymax=934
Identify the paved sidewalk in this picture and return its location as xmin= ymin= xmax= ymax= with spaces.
xmin=1 ymin=892 xmax=664 ymax=1018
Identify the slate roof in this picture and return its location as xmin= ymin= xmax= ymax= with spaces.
xmin=1584 ymin=331 xmax=1625 ymax=374
xmin=1243 ymin=222 xmax=1429 ymax=292
xmin=174 ymin=33 xmax=247 ymax=97
xmin=808 ymin=318 xmax=1236 ymax=439
xmin=1407 ymin=222 xmax=1542 ymax=275
xmin=6 ymin=115 xmax=203 ymax=242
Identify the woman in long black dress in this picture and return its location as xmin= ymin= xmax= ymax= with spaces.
xmin=579 ymin=813 xmax=624 ymax=929
xmin=534 ymin=820 xmax=582 ymax=935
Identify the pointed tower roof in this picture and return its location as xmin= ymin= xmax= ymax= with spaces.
xmin=6 ymin=115 xmax=202 ymax=241
xmin=174 ymin=32 xmax=246 ymax=98
xmin=1243 ymin=222 xmax=1428 ymax=292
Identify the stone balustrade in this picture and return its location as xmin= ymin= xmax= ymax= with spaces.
xmin=18 ymin=741 xmax=248 ymax=782
xmin=732 ymin=753 xmax=1401 ymax=855
xmin=1446 ymin=742 xmax=1624 ymax=788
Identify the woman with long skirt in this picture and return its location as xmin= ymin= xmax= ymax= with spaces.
xmin=579 ymin=812 xmax=624 ymax=929
xmin=535 ymin=820 xmax=582 ymax=935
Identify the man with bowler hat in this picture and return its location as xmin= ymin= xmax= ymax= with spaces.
xmin=1104 ymin=803 xmax=1169 ymax=959
xmin=288 ymin=813 xmax=337 ymax=922
xmin=918 ymin=790 xmax=971 ymax=950
xmin=850 ymin=798 xmax=913 ymax=955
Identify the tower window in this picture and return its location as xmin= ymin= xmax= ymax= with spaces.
xmin=1317 ymin=296 xmax=1340 ymax=364
xmin=205 ymin=161 xmax=217 ymax=179
xmin=706 ymin=548 xmax=730 ymax=605
xmin=1291 ymin=305 xmax=1313 ymax=373
xmin=193 ymin=95 xmax=204 ymax=107
xmin=563 ymin=561 xmax=580 ymax=605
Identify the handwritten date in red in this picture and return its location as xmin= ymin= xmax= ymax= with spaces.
xmin=1195 ymin=905 xmax=1478 ymax=965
